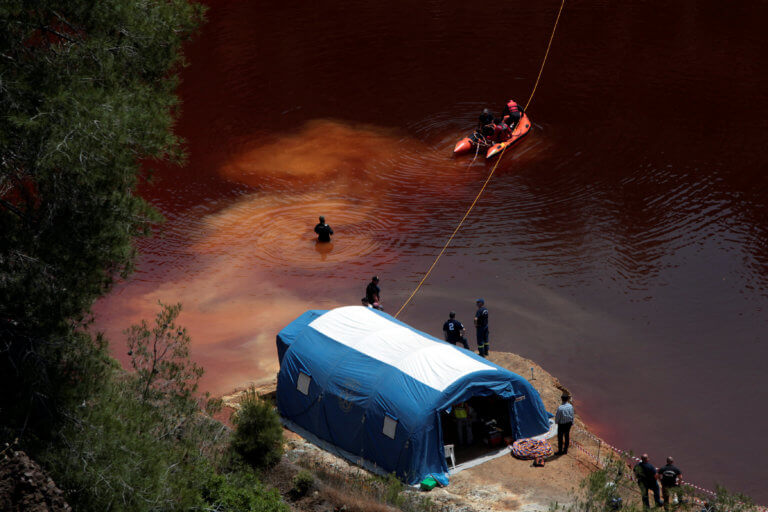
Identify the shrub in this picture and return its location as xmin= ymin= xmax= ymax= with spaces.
xmin=202 ymin=467 xmax=288 ymax=512
xmin=291 ymin=470 xmax=315 ymax=499
xmin=230 ymin=388 xmax=284 ymax=470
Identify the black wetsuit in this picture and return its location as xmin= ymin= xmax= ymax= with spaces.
xmin=365 ymin=281 xmax=380 ymax=304
xmin=478 ymin=111 xmax=494 ymax=130
xmin=314 ymin=222 xmax=333 ymax=242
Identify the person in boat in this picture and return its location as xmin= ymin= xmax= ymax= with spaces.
xmin=502 ymin=99 xmax=523 ymax=129
xmin=477 ymin=108 xmax=494 ymax=130
xmin=492 ymin=118 xmax=512 ymax=143
xmin=314 ymin=215 xmax=333 ymax=242
xmin=475 ymin=122 xmax=496 ymax=146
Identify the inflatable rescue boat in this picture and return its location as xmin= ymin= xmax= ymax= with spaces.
xmin=453 ymin=113 xmax=531 ymax=159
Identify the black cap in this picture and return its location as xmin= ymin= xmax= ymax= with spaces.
xmin=449 ymin=311 xmax=456 ymax=318
xmin=372 ymin=275 xmax=379 ymax=281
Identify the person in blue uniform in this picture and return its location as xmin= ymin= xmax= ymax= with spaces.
xmin=443 ymin=311 xmax=468 ymax=349
xmin=474 ymin=298 xmax=489 ymax=357
xmin=314 ymin=215 xmax=333 ymax=242
xmin=633 ymin=454 xmax=663 ymax=509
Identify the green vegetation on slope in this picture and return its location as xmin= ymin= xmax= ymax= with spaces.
xmin=0 ymin=0 xmax=202 ymax=440
xmin=0 ymin=3 xmax=288 ymax=510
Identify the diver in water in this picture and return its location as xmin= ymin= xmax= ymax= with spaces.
xmin=314 ymin=215 xmax=333 ymax=242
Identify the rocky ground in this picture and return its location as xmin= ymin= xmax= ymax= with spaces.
xmin=0 ymin=449 xmax=71 ymax=512
xmin=223 ymin=351 xmax=606 ymax=512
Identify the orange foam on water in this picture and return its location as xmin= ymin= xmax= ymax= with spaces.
xmin=219 ymin=119 xmax=417 ymax=185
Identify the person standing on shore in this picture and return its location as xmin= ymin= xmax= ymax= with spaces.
xmin=657 ymin=457 xmax=683 ymax=510
xmin=633 ymin=454 xmax=663 ymax=509
xmin=474 ymin=298 xmax=489 ymax=357
xmin=314 ymin=215 xmax=333 ymax=242
xmin=443 ymin=312 xmax=469 ymax=349
xmin=365 ymin=276 xmax=381 ymax=310
xmin=554 ymin=394 xmax=574 ymax=455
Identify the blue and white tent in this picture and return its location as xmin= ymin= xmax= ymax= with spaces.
xmin=276 ymin=306 xmax=550 ymax=485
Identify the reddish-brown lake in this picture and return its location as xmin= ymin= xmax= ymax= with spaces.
xmin=93 ymin=0 xmax=768 ymax=501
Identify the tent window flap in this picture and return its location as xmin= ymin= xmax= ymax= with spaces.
xmin=297 ymin=372 xmax=311 ymax=395
xmin=383 ymin=415 xmax=398 ymax=439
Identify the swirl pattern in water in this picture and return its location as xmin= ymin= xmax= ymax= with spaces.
xmin=193 ymin=193 xmax=400 ymax=272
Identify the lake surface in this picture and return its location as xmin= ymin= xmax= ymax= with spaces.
xmin=93 ymin=0 xmax=768 ymax=501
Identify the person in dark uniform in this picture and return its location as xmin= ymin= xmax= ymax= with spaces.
xmin=443 ymin=311 xmax=469 ymax=349
xmin=474 ymin=298 xmax=489 ymax=357
xmin=365 ymin=276 xmax=381 ymax=309
xmin=477 ymin=108 xmax=494 ymax=130
xmin=657 ymin=457 xmax=683 ymax=510
xmin=314 ymin=215 xmax=333 ymax=242
xmin=633 ymin=454 xmax=663 ymax=509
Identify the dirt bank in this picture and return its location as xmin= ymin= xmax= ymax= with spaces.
xmin=223 ymin=351 xmax=605 ymax=511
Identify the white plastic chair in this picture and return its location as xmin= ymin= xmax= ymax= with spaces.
xmin=444 ymin=444 xmax=456 ymax=469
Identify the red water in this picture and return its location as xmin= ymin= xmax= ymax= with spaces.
xmin=92 ymin=0 xmax=768 ymax=501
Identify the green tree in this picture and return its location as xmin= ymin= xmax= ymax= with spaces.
xmin=126 ymin=301 xmax=203 ymax=402
xmin=231 ymin=388 xmax=285 ymax=470
xmin=0 ymin=0 xmax=204 ymax=439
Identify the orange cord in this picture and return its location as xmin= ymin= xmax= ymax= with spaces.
xmin=394 ymin=0 xmax=566 ymax=318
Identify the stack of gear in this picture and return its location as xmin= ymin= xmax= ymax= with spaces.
xmin=511 ymin=438 xmax=553 ymax=460
xmin=482 ymin=419 xmax=505 ymax=447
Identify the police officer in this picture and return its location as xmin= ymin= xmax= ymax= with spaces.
xmin=365 ymin=276 xmax=381 ymax=309
xmin=657 ymin=457 xmax=683 ymax=510
xmin=314 ymin=215 xmax=333 ymax=242
xmin=443 ymin=312 xmax=469 ymax=349
xmin=474 ymin=298 xmax=489 ymax=357
xmin=633 ymin=454 xmax=663 ymax=509
xmin=555 ymin=394 xmax=574 ymax=455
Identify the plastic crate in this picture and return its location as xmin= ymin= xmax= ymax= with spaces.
xmin=420 ymin=476 xmax=437 ymax=491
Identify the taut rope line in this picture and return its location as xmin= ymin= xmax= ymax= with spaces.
xmin=524 ymin=0 xmax=566 ymax=112
xmin=394 ymin=0 xmax=566 ymax=319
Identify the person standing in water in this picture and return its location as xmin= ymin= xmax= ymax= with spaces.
xmin=314 ymin=215 xmax=333 ymax=242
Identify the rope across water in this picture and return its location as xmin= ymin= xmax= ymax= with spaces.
xmin=394 ymin=0 xmax=567 ymax=318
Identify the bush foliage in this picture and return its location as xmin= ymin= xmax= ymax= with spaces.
xmin=231 ymin=388 xmax=285 ymax=470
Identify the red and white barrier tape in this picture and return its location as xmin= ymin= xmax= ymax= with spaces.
xmin=570 ymin=428 xmax=768 ymax=511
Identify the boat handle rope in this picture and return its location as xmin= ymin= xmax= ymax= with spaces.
xmin=394 ymin=0 xmax=567 ymax=319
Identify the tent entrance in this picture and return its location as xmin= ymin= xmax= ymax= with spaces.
xmin=440 ymin=395 xmax=513 ymax=466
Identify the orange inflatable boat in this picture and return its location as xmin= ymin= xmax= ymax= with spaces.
xmin=453 ymin=113 xmax=531 ymax=159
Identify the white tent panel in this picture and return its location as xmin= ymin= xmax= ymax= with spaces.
xmin=310 ymin=306 xmax=494 ymax=391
